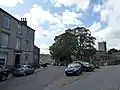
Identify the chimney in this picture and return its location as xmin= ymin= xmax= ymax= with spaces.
xmin=21 ymin=18 xmax=27 ymax=25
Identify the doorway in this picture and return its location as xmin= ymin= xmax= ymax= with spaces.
xmin=15 ymin=54 xmax=20 ymax=67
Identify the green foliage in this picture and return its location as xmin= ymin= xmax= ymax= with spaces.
xmin=73 ymin=27 xmax=96 ymax=60
xmin=108 ymin=48 xmax=119 ymax=54
xmin=49 ymin=27 xmax=96 ymax=63
xmin=49 ymin=31 xmax=78 ymax=62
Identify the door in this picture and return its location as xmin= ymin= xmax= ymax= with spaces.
xmin=15 ymin=54 xmax=20 ymax=67
xmin=27 ymin=65 xmax=32 ymax=73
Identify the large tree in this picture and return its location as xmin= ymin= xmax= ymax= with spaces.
xmin=70 ymin=27 xmax=96 ymax=60
xmin=49 ymin=31 xmax=78 ymax=63
xmin=50 ymin=27 xmax=96 ymax=63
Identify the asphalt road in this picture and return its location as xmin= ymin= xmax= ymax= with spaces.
xmin=0 ymin=66 xmax=65 ymax=90
xmin=1 ymin=65 xmax=120 ymax=90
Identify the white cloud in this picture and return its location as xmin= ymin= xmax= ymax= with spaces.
xmin=50 ymin=0 xmax=90 ymax=11
xmin=89 ymin=0 xmax=120 ymax=50
xmin=37 ymin=44 xmax=50 ymax=54
xmin=89 ymin=22 xmax=102 ymax=32
xmin=12 ymin=4 xmax=82 ymax=54
xmin=93 ymin=4 xmax=101 ymax=13
xmin=0 ymin=0 xmax=24 ymax=7
xmin=98 ymin=0 xmax=120 ymax=50
xmin=61 ymin=10 xmax=82 ymax=25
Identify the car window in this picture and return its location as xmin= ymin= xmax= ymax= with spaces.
xmin=21 ymin=65 xmax=27 ymax=68
xmin=68 ymin=64 xmax=80 ymax=68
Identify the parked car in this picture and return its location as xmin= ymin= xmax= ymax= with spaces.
xmin=13 ymin=65 xmax=35 ymax=76
xmin=0 ymin=65 xmax=10 ymax=81
xmin=94 ymin=64 xmax=100 ymax=69
xmin=65 ymin=63 xmax=82 ymax=76
xmin=39 ymin=62 xmax=48 ymax=68
xmin=59 ymin=62 xmax=65 ymax=66
xmin=72 ymin=61 xmax=95 ymax=72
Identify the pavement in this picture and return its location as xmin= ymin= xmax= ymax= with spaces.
xmin=1 ymin=65 xmax=120 ymax=90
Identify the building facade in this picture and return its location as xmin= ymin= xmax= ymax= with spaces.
xmin=92 ymin=51 xmax=118 ymax=65
xmin=0 ymin=8 xmax=35 ymax=68
xmin=33 ymin=45 xmax=40 ymax=67
xmin=98 ymin=41 xmax=107 ymax=52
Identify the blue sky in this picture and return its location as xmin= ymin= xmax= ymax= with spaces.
xmin=1 ymin=0 xmax=120 ymax=53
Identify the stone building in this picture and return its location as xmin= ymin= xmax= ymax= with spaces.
xmin=0 ymin=8 xmax=35 ymax=68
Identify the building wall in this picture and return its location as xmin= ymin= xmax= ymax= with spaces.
xmin=93 ymin=51 xmax=115 ymax=65
xmin=98 ymin=42 xmax=107 ymax=52
xmin=0 ymin=8 xmax=35 ymax=68
xmin=33 ymin=46 xmax=40 ymax=67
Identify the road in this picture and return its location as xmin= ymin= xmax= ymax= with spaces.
xmin=1 ymin=65 xmax=120 ymax=90
xmin=0 ymin=66 xmax=65 ymax=90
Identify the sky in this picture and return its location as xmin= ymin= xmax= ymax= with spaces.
xmin=0 ymin=0 xmax=120 ymax=54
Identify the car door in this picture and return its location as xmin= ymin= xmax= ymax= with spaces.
xmin=27 ymin=65 xmax=32 ymax=73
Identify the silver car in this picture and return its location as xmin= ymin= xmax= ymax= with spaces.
xmin=13 ymin=65 xmax=35 ymax=76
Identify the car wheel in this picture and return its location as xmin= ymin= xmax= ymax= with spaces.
xmin=77 ymin=71 xmax=80 ymax=76
xmin=1 ymin=75 xmax=7 ymax=81
xmin=65 ymin=73 xmax=69 ymax=76
xmin=31 ymin=70 xmax=34 ymax=74
xmin=12 ymin=73 xmax=16 ymax=76
xmin=23 ymin=72 xmax=27 ymax=76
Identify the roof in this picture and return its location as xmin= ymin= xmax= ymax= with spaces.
xmin=0 ymin=8 xmax=35 ymax=32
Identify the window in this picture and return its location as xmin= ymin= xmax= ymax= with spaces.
xmin=27 ymin=28 xmax=29 ymax=36
xmin=25 ymin=54 xmax=28 ymax=60
xmin=16 ymin=38 xmax=21 ymax=50
xmin=26 ymin=41 xmax=30 ymax=51
xmin=17 ymin=23 xmax=22 ymax=34
xmin=0 ymin=33 xmax=9 ymax=48
xmin=0 ymin=58 xmax=5 ymax=65
xmin=27 ymin=28 xmax=30 ymax=40
xmin=3 ymin=15 xmax=10 ymax=29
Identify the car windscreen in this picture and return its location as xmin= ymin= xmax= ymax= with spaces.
xmin=68 ymin=64 xmax=80 ymax=68
xmin=20 ymin=65 xmax=27 ymax=68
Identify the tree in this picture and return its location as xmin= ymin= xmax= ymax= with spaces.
xmin=70 ymin=27 xmax=96 ymax=60
xmin=108 ymin=48 xmax=119 ymax=54
xmin=49 ymin=31 xmax=78 ymax=63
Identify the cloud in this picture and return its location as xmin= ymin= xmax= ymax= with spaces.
xmin=13 ymin=4 xmax=81 ymax=54
xmin=61 ymin=10 xmax=82 ymax=25
xmin=0 ymin=0 xmax=24 ymax=7
xmin=50 ymin=0 xmax=90 ymax=11
xmin=37 ymin=44 xmax=50 ymax=54
xmin=98 ymin=0 xmax=120 ymax=50
xmin=93 ymin=4 xmax=101 ymax=13
xmin=89 ymin=22 xmax=102 ymax=32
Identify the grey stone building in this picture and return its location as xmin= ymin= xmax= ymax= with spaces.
xmin=33 ymin=45 xmax=40 ymax=67
xmin=0 ymin=8 xmax=35 ymax=68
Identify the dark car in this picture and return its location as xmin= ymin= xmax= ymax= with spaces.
xmin=72 ymin=61 xmax=94 ymax=72
xmin=94 ymin=64 xmax=100 ymax=69
xmin=0 ymin=65 xmax=10 ymax=81
xmin=65 ymin=63 xmax=82 ymax=76
xmin=13 ymin=65 xmax=35 ymax=76
xmin=39 ymin=62 xmax=48 ymax=68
